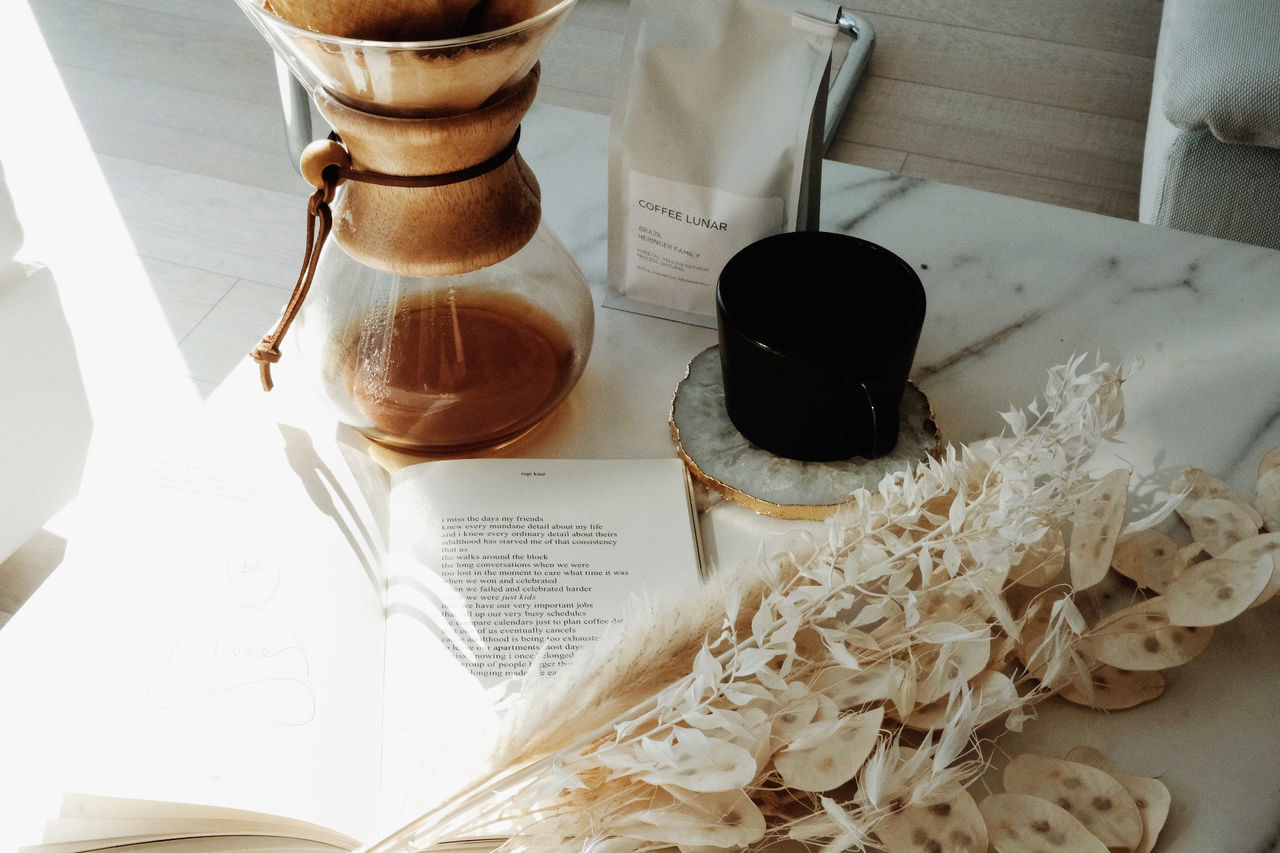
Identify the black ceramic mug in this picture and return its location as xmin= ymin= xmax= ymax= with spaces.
xmin=716 ymin=231 xmax=926 ymax=462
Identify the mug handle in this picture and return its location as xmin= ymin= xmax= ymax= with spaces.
xmin=856 ymin=380 xmax=880 ymax=458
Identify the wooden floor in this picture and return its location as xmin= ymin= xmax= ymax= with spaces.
xmin=23 ymin=0 xmax=1158 ymax=220
xmin=1 ymin=0 xmax=1160 ymax=625
xmin=538 ymin=0 xmax=1161 ymax=219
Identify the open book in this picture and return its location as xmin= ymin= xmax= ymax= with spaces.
xmin=0 ymin=415 xmax=705 ymax=852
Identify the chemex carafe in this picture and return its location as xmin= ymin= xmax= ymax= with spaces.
xmin=234 ymin=0 xmax=593 ymax=453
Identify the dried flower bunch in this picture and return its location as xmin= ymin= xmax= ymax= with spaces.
xmin=375 ymin=357 xmax=1279 ymax=853
xmin=980 ymin=747 xmax=1170 ymax=853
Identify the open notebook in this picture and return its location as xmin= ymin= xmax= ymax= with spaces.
xmin=0 ymin=411 xmax=705 ymax=851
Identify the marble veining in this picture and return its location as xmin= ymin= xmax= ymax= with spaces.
xmin=828 ymin=174 xmax=928 ymax=234
xmin=911 ymin=307 xmax=1047 ymax=382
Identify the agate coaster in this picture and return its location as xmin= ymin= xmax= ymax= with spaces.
xmin=671 ymin=346 xmax=940 ymax=520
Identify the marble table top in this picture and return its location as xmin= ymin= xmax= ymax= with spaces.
xmin=527 ymin=109 xmax=1280 ymax=852
xmin=2 ymin=102 xmax=1278 ymax=852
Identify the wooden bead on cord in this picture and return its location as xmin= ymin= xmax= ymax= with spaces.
xmin=300 ymin=139 xmax=351 ymax=196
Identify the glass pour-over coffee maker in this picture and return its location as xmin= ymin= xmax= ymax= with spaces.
xmin=234 ymin=0 xmax=594 ymax=454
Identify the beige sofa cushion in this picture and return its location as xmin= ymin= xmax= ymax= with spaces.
xmin=1160 ymin=0 xmax=1280 ymax=149
xmin=1139 ymin=0 xmax=1280 ymax=249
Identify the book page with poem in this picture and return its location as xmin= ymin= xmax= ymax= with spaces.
xmin=377 ymin=458 xmax=703 ymax=833
xmin=0 ymin=417 xmax=392 ymax=850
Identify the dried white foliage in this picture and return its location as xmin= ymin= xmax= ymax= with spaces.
xmin=1257 ymin=449 xmax=1280 ymax=532
xmin=1229 ymin=533 xmax=1280 ymax=608
xmin=376 ymin=359 xmax=1280 ymax=853
xmin=1082 ymin=597 xmax=1214 ymax=671
xmin=1069 ymin=469 xmax=1130 ymax=590
xmin=1111 ymin=528 xmax=1180 ymax=593
xmin=1064 ymin=746 xmax=1171 ymax=853
xmin=980 ymin=792 xmax=1108 ymax=853
xmin=985 ymin=749 xmax=1170 ymax=853
xmin=1001 ymin=754 xmax=1143 ymax=849
xmin=1174 ymin=467 xmax=1265 ymax=530
xmin=1176 ymin=497 xmax=1260 ymax=557
xmin=872 ymin=787 xmax=987 ymax=852
xmin=1164 ymin=554 xmax=1271 ymax=626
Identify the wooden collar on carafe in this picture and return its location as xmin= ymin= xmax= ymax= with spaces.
xmin=249 ymin=83 xmax=531 ymax=393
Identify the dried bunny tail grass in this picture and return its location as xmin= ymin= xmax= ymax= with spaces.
xmin=493 ymin=555 xmax=786 ymax=769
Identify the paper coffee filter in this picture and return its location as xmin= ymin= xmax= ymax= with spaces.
xmin=265 ymin=0 xmax=478 ymax=41
xmin=233 ymin=0 xmax=576 ymax=116
xmin=264 ymin=0 xmax=550 ymax=41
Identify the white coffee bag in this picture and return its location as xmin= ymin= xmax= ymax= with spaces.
xmin=606 ymin=0 xmax=848 ymax=326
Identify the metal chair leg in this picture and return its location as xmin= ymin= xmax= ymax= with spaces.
xmin=274 ymin=53 xmax=314 ymax=175
xmin=824 ymin=9 xmax=875 ymax=153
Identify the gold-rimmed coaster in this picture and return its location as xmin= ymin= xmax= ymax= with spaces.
xmin=670 ymin=346 xmax=940 ymax=520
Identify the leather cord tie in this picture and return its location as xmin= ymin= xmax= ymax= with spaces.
xmin=250 ymin=127 xmax=523 ymax=391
